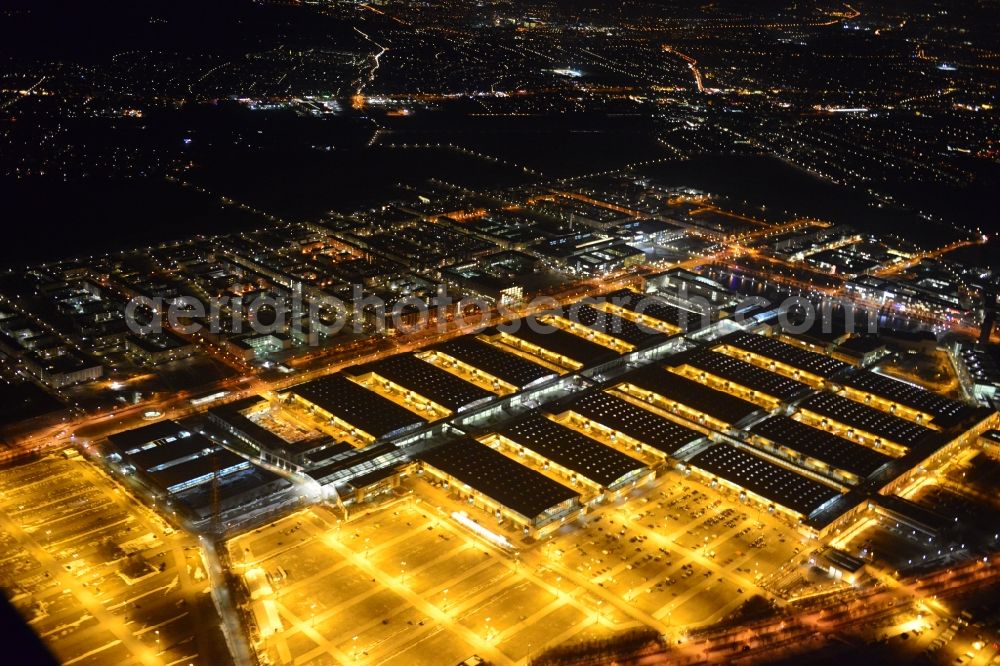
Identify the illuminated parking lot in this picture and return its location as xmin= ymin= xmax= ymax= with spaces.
xmin=0 ymin=453 xmax=228 ymax=665
xmin=228 ymin=469 xmax=808 ymax=665
xmin=229 ymin=501 xmax=605 ymax=665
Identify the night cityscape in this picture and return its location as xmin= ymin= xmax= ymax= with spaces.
xmin=1 ymin=1 xmax=999 ymax=665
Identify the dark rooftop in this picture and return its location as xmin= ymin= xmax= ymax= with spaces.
xmin=497 ymin=318 xmax=619 ymax=367
xmin=561 ymin=303 xmax=667 ymax=347
xmin=603 ymin=288 xmax=700 ymax=331
xmin=874 ymin=494 xmax=953 ymax=533
xmin=172 ymin=466 xmax=290 ymax=514
xmin=289 ymin=374 xmax=425 ymax=440
xmin=673 ymin=349 xmax=810 ymax=402
xmin=718 ymin=330 xmax=850 ymax=379
xmin=621 ymin=364 xmax=761 ymax=426
xmin=822 ymin=548 xmax=866 ymax=573
xmin=841 ymin=369 xmax=980 ymax=429
xmin=126 ymin=432 xmax=216 ymax=473
xmin=147 ymin=448 xmax=249 ymax=493
xmin=798 ymin=391 xmax=932 ymax=447
xmin=348 ymin=353 xmax=495 ymax=413
xmin=836 ymin=335 xmax=886 ymax=356
xmin=557 ymin=391 xmax=704 ymax=457
xmin=499 ymin=415 xmax=647 ymax=489
xmin=431 ymin=336 xmax=556 ymax=389
xmin=420 ymin=437 xmax=580 ymax=521
xmin=749 ymin=415 xmax=893 ymax=479
xmin=687 ymin=443 xmax=842 ymax=517
xmin=107 ymin=420 xmax=189 ymax=454
xmin=306 ymin=442 xmax=400 ymax=485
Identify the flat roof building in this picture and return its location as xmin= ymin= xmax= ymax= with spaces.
xmin=106 ymin=422 xmax=290 ymax=527
xmin=347 ymin=353 xmax=495 ymax=414
xmin=551 ymin=391 xmax=705 ymax=460
xmin=306 ymin=441 xmax=404 ymax=488
xmin=287 ymin=374 xmax=425 ymax=441
xmin=618 ymin=364 xmax=762 ymax=429
xmin=715 ymin=330 xmax=850 ymax=385
xmin=107 ymin=420 xmax=193 ymax=454
xmin=429 ymin=336 xmax=558 ymax=390
xmin=685 ymin=442 xmax=843 ymax=521
xmin=494 ymin=415 xmax=649 ymax=493
xmin=556 ymin=303 xmax=668 ymax=349
xmin=420 ymin=437 xmax=581 ymax=535
xmin=127 ymin=432 xmax=217 ymax=472
xmin=669 ymin=349 xmax=811 ymax=406
xmin=148 ymin=447 xmax=251 ymax=494
xmin=840 ymin=369 xmax=979 ymax=429
xmin=748 ymin=415 xmax=893 ymax=483
xmin=602 ymin=288 xmax=700 ymax=332
xmin=797 ymin=391 xmax=931 ymax=454
xmin=482 ymin=319 xmax=619 ymax=370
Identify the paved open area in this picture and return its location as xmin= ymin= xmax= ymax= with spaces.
xmin=229 ymin=498 xmax=603 ymax=666
xmin=229 ymin=468 xmax=810 ymax=665
xmin=537 ymin=477 xmax=803 ymax=630
xmin=0 ymin=452 xmax=230 ymax=666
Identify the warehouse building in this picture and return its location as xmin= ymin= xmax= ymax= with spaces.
xmin=747 ymin=415 xmax=893 ymax=484
xmin=286 ymin=374 xmax=426 ymax=442
xmin=549 ymin=303 xmax=669 ymax=350
xmin=682 ymin=442 xmax=846 ymax=524
xmin=480 ymin=318 xmax=620 ymax=371
xmin=546 ymin=390 xmax=706 ymax=463
xmin=616 ymin=364 xmax=763 ymax=430
xmin=601 ymin=288 xmax=701 ymax=333
xmin=428 ymin=335 xmax=558 ymax=391
xmin=346 ymin=353 xmax=496 ymax=416
xmin=796 ymin=391 xmax=927 ymax=456
xmin=488 ymin=414 xmax=651 ymax=498
xmin=714 ymin=330 xmax=850 ymax=388
xmin=419 ymin=437 xmax=582 ymax=538
xmin=668 ymin=349 xmax=811 ymax=409
xmin=840 ymin=369 xmax=979 ymax=429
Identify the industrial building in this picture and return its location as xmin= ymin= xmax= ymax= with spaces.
xmin=480 ymin=319 xmax=620 ymax=371
xmin=616 ymin=364 xmax=763 ymax=430
xmin=286 ymin=373 xmax=426 ymax=442
xmin=426 ymin=335 xmax=558 ymax=391
xmin=546 ymin=303 xmax=669 ymax=350
xmin=419 ymin=437 xmax=582 ymax=538
xmin=796 ymin=391 xmax=927 ymax=456
xmin=106 ymin=420 xmax=291 ymax=524
xmin=839 ymin=369 xmax=979 ymax=429
xmin=747 ymin=415 xmax=893 ymax=484
xmin=713 ymin=330 xmax=850 ymax=388
xmin=668 ymin=348 xmax=811 ymax=409
xmin=345 ymin=353 xmax=496 ymax=416
xmin=547 ymin=390 xmax=706 ymax=462
xmin=601 ymin=288 xmax=700 ymax=333
xmin=488 ymin=414 xmax=652 ymax=497
xmin=682 ymin=442 xmax=846 ymax=522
